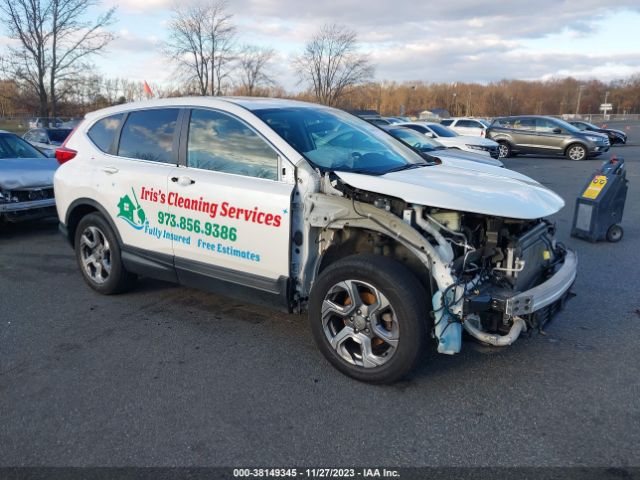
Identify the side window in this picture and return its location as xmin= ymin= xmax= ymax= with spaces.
xmin=88 ymin=113 xmax=124 ymax=153
xmin=535 ymin=118 xmax=559 ymax=133
xmin=118 ymin=109 xmax=179 ymax=163
xmin=459 ymin=120 xmax=480 ymax=128
xmin=37 ymin=131 xmax=49 ymax=143
xmin=440 ymin=119 xmax=453 ymax=126
xmin=187 ymin=109 xmax=279 ymax=180
xmin=513 ymin=118 xmax=535 ymax=131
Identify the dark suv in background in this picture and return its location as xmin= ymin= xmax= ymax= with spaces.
xmin=486 ymin=115 xmax=610 ymax=160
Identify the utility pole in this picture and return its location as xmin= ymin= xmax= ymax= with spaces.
xmin=575 ymin=85 xmax=585 ymax=115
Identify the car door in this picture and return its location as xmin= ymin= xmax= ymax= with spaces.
xmin=534 ymin=118 xmax=565 ymax=153
xmin=510 ymin=118 xmax=537 ymax=152
xmin=167 ymin=107 xmax=294 ymax=295
xmin=90 ymin=108 xmax=181 ymax=262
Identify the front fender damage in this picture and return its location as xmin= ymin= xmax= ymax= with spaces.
xmin=302 ymin=192 xmax=467 ymax=354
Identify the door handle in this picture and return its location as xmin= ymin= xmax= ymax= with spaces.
xmin=171 ymin=176 xmax=196 ymax=186
xmin=102 ymin=166 xmax=119 ymax=174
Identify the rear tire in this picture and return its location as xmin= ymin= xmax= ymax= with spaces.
xmin=497 ymin=141 xmax=511 ymax=158
xmin=74 ymin=213 xmax=136 ymax=295
xmin=309 ymin=254 xmax=428 ymax=384
xmin=566 ymin=143 xmax=587 ymax=161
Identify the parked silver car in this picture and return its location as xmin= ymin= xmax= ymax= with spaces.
xmin=23 ymin=128 xmax=73 ymax=157
xmin=0 ymin=131 xmax=58 ymax=223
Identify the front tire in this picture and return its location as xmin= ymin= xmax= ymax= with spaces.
xmin=74 ymin=213 xmax=136 ymax=295
xmin=566 ymin=143 xmax=587 ymax=161
xmin=309 ymin=254 xmax=428 ymax=384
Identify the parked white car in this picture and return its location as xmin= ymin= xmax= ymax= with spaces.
xmin=399 ymin=122 xmax=500 ymax=158
xmin=440 ymin=118 xmax=490 ymax=137
xmin=54 ymin=97 xmax=576 ymax=383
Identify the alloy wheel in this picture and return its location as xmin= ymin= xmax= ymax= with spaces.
xmin=568 ymin=145 xmax=586 ymax=161
xmin=79 ymin=225 xmax=111 ymax=284
xmin=321 ymin=279 xmax=399 ymax=368
xmin=498 ymin=143 xmax=509 ymax=158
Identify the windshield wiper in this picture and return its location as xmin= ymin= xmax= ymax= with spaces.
xmin=384 ymin=163 xmax=429 ymax=174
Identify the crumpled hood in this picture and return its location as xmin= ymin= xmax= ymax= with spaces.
xmin=336 ymin=163 xmax=565 ymax=220
xmin=0 ymin=157 xmax=58 ymax=190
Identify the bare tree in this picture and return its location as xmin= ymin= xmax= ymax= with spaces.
xmin=165 ymin=0 xmax=236 ymax=96
xmin=295 ymin=24 xmax=374 ymax=107
xmin=237 ymin=45 xmax=275 ymax=96
xmin=0 ymin=0 xmax=116 ymax=117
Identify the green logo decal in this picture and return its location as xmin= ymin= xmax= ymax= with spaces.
xmin=117 ymin=188 xmax=147 ymax=230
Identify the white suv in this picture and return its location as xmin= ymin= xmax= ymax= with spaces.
xmin=54 ymin=97 xmax=577 ymax=383
xmin=440 ymin=118 xmax=490 ymax=137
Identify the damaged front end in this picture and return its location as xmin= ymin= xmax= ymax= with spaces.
xmin=303 ymin=173 xmax=577 ymax=355
xmin=0 ymin=187 xmax=56 ymax=222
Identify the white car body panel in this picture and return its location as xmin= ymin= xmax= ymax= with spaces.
xmin=55 ymin=97 xmax=301 ymax=280
xmin=336 ymin=163 xmax=564 ymax=220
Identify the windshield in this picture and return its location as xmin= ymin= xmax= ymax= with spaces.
xmin=253 ymin=107 xmax=427 ymax=174
xmin=48 ymin=129 xmax=72 ymax=145
xmin=553 ymin=118 xmax=581 ymax=133
xmin=388 ymin=128 xmax=445 ymax=151
xmin=579 ymin=121 xmax=599 ymax=130
xmin=478 ymin=119 xmax=491 ymax=127
xmin=0 ymin=134 xmax=45 ymax=159
xmin=427 ymin=124 xmax=458 ymax=137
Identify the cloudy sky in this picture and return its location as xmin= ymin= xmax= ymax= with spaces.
xmin=91 ymin=0 xmax=640 ymax=90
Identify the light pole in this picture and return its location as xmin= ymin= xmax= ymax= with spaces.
xmin=575 ymin=84 xmax=585 ymax=116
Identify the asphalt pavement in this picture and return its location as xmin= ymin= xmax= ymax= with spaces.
xmin=1 ymin=122 xmax=639 ymax=468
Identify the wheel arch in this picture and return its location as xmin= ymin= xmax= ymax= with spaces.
xmin=65 ymin=198 xmax=123 ymax=249
xmin=316 ymin=227 xmax=434 ymax=297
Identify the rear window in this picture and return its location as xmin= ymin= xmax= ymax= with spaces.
xmin=88 ymin=114 xmax=124 ymax=153
xmin=117 ymin=109 xmax=179 ymax=163
xmin=48 ymin=129 xmax=72 ymax=144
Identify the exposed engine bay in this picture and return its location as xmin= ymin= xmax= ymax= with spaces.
xmin=301 ymin=173 xmax=576 ymax=354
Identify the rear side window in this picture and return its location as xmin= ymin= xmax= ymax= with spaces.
xmin=457 ymin=120 xmax=477 ymax=128
xmin=88 ymin=114 xmax=124 ymax=153
xmin=118 ymin=109 xmax=179 ymax=163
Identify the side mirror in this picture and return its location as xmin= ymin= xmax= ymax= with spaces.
xmin=552 ymin=127 xmax=562 ymax=134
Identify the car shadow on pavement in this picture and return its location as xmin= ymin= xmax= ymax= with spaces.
xmin=0 ymin=217 xmax=59 ymax=240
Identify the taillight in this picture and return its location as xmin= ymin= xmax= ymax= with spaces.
xmin=55 ymin=119 xmax=83 ymax=165
xmin=55 ymin=147 xmax=77 ymax=164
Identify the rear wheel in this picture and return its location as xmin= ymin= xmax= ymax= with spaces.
xmin=566 ymin=143 xmax=587 ymax=161
xmin=309 ymin=254 xmax=428 ymax=384
xmin=497 ymin=141 xmax=511 ymax=158
xmin=74 ymin=213 xmax=136 ymax=294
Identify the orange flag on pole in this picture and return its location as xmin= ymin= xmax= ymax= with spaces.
xmin=143 ymin=80 xmax=154 ymax=98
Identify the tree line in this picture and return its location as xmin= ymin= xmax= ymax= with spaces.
xmin=1 ymin=0 xmax=639 ymax=118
